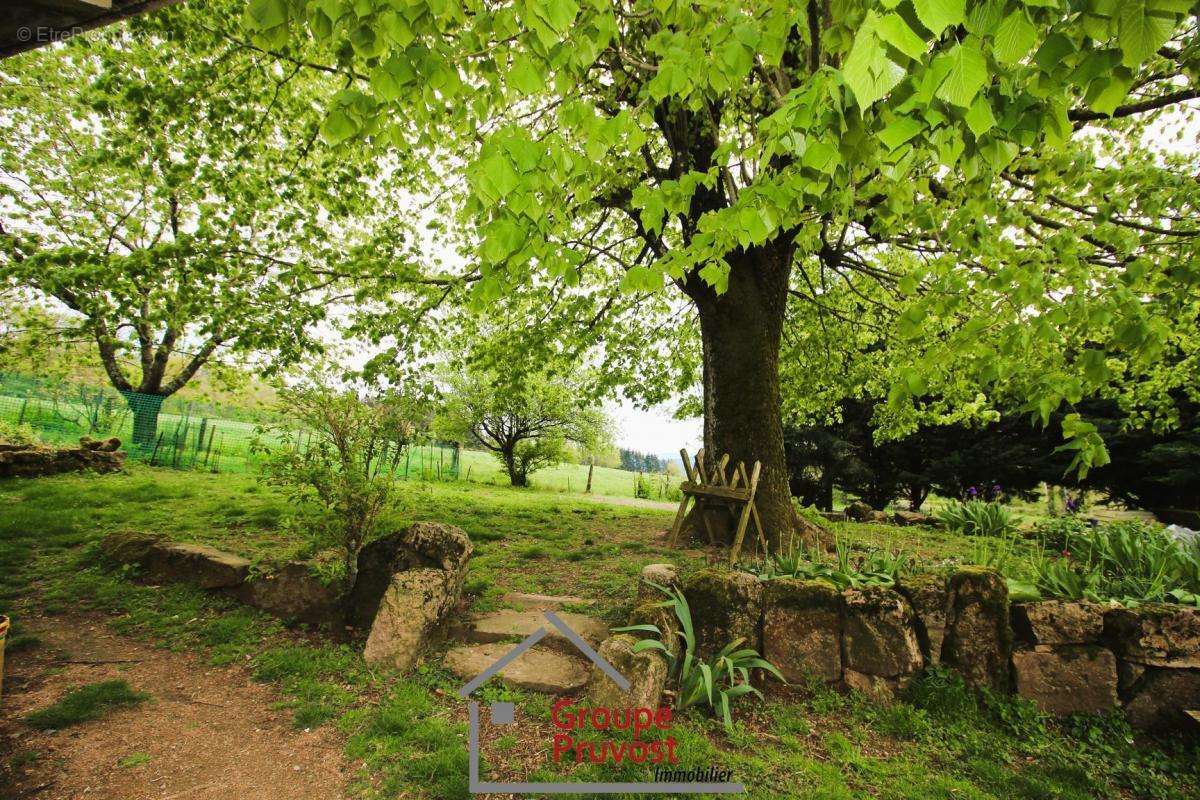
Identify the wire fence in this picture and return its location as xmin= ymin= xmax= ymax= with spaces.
xmin=0 ymin=372 xmax=460 ymax=478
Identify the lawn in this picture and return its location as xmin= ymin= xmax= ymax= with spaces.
xmin=1 ymin=467 xmax=1197 ymax=799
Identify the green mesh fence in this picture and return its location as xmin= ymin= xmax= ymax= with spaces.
xmin=0 ymin=372 xmax=460 ymax=478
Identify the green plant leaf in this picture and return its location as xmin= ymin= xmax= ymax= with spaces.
xmin=876 ymin=13 xmax=928 ymax=61
xmin=935 ymin=44 xmax=989 ymax=107
xmin=993 ymin=10 xmax=1038 ymax=66
xmin=965 ymin=96 xmax=996 ymax=137
xmin=913 ymin=0 xmax=966 ymax=35
xmin=1117 ymin=0 xmax=1177 ymax=68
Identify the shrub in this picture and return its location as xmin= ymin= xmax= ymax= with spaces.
xmin=0 ymin=419 xmax=40 ymax=446
xmin=257 ymin=378 xmax=421 ymax=591
xmin=615 ymin=583 xmax=782 ymax=730
xmin=937 ymin=500 xmax=1017 ymax=538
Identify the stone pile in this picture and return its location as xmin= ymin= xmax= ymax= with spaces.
xmin=0 ymin=436 xmax=125 ymax=478
xmin=100 ymin=521 xmax=473 ymax=673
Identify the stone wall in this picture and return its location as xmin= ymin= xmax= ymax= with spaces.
xmin=99 ymin=521 xmax=473 ymax=673
xmin=0 ymin=437 xmax=125 ymax=478
xmin=640 ymin=564 xmax=1200 ymax=733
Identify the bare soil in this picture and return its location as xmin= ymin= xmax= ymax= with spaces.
xmin=0 ymin=612 xmax=354 ymax=800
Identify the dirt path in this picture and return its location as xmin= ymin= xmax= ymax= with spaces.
xmin=0 ymin=612 xmax=354 ymax=800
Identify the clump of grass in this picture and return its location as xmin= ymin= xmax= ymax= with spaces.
xmin=25 ymin=680 xmax=149 ymax=730
xmin=117 ymin=752 xmax=152 ymax=768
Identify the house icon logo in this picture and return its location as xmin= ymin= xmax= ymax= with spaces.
xmin=457 ymin=610 xmax=745 ymax=794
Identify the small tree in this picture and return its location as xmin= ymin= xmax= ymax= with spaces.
xmin=439 ymin=369 xmax=610 ymax=487
xmin=258 ymin=380 xmax=419 ymax=591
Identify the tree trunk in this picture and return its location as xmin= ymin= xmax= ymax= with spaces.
xmin=121 ymin=391 xmax=164 ymax=449
xmin=690 ymin=244 xmax=824 ymax=553
xmin=501 ymin=448 xmax=527 ymax=486
xmin=585 ymin=457 xmax=594 ymax=493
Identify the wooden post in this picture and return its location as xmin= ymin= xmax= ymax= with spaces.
xmin=728 ymin=461 xmax=762 ymax=564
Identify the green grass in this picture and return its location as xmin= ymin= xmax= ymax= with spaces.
xmin=1 ymin=467 xmax=1197 ymax=798
xmin=25 ymin=680 xmax=150 ymax=730
xmin=117 ymin=752 xmax=153 ymax=768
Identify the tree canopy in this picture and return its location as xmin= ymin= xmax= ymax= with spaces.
xmin=0 ymin=0 xmax=400 ymax=442
xmin=239 ymin=0 xmax=1199 ymax=547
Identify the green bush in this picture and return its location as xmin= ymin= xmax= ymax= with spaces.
xmin=937 ymin=500 xmax=1017 ymax=538
xmin=0 ymin=419 xmax=40 ymax=446
xmin=615 ymin=583 xmax=782 ymax=730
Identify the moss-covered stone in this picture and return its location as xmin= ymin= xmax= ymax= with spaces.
xmin=1012 ymin=645 xmax=1118 ymax=715
xmin=1104 ymin=604 xmax=1200 ymax=667
xmin=682 ymin=567 xmax=762 ymax=658
xmin=942 ymin=568 xmax=1011 ymax=690
xmin=841 ymin=585 xmax=922 ymax=679
xmin=1011 ymin=600 xmax=1105 ymax=646
xmin=231 ymin=561 xmax=347 ymax=625
xmin=636 ymin=563 xmax=679 ymax=606
xmin=762 ymin=578 xmax=842 ymax=683
xmin=897 ymin=572 xmax=950 ymax=665
xmin=586 ymin=634 xmax=668 ymax=709
xmin=1123 ymin=667 xmax=1200 ymax=732
xmin=628 ymin=601 xmax=681 ymax=660
xmin=98 ymin=531 xmax=163 ymax=566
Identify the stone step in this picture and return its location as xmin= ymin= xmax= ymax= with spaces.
xmin=457 ymin=609 xmax=609 ymax=654
xmin=443 ymin=643 xmax=589 ymax=694
xmin=500 ymin=592 xmax=594 ymax=611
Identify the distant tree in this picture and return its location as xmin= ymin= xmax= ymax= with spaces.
xmin=438 ymin=368 xmax=611 ymax=487
xmin=618 ymin=448 xmax=665 ymax=473
xmin=1080 ymin=397 xmax=1200 ymax=518
xmin=785 ymin=399 xmax=1070 ymax=510
xmin=0 ymin=2 xmax=387 ymax=447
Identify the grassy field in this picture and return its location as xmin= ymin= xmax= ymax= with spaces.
xmin=1 ymin=467 xmax=1197 ymax=799
xmin=0 ymin=384 xmax=678 ymax=500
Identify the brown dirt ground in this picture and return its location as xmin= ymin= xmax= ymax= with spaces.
xmin=0 ymin=612 xmax=354 ymax=800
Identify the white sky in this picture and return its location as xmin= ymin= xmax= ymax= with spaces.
xmin=610 ymin=399 xmax=701 ymax=456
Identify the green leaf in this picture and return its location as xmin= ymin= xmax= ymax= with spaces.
xmin=964 ymin=95 xmax=996 ymax=137
xmin=541 ymin=0 xmax=580 ymax=33
xmin=481 ymin=218 xmax=526 ymax=262
xmin=245 ymin=0 xmax=288 ymax=31
xmin=319 ymin=110 xmax=358 ymax=145
xmin=876 ymin=13 xmax=927 ymax=61
xmin=935 ymin=44 xmax=988 ymax=107
xmin=993 ymin=9 xmax=1038 ymax=66
xmin=620 ymin=265 xmax=662 ymax=292
xmin=802 ymin=140 xmax=841 ymax=173
xmin=878 ymin=116 xmax=924 ymax=150
xmin=913 ymin=0 xmax=965 ymax=35
xmin=508 ymin=55 xmax=545 ymax=94
xmin=480 ymin=155 xmax=520 ymax=197
xmin=1088 ymin=74 xmax=1133 ymax=115
xmin=1117 ymin=0 xmax=1177 ymax=68
xmin=843 ymin=19 xmax=907 ymax=109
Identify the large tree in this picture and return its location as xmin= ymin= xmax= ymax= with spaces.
xmin=0 ymin=1 xmax=391 ymax=446
xmin=251 ymin=0 xmax=1198 ymax=548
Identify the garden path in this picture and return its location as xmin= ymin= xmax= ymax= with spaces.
xmin=0 ymin=611 xmax=353 ymax=800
